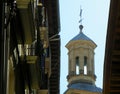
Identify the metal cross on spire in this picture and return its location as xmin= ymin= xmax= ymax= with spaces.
xmin=79 ymin=6 xmax=84 ymax=33
xmin=79 ymin=6 xmax=83 ymax=24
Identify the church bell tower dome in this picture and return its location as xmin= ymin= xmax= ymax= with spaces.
xmin=65 ymin=24 xmax=102 ymax=94
xmin=66 ymin=24 xmax=97 ymax=85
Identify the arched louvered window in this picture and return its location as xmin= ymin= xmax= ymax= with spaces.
xmin=76 ymin=56 xmax=79 ymax=75
xmin=84 ymin=56 xmax=87 ymax=75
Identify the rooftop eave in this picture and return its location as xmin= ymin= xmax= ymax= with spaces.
xmin=66 ymin=40 xmax=97 ymax=50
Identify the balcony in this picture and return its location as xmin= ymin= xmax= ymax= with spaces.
xmin=18 ymin=44 xmax=38 ymax=64
xmin=67 ymin=74 xmax=95 ymax=85
xmin=16 ymin=0 xmax=35 ymax=44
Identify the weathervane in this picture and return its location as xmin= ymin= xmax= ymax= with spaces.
xmin=79 ymin=6 xmax=83 ymax=33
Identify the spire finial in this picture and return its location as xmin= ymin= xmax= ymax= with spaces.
xmin=79 ymin=6 xmax=83 ymax=33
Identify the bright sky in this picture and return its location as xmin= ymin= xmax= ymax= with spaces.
xmin=59 ymin=0 xmax=110 ymax=94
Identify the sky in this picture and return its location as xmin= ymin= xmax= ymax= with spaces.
xmin=59 ymin=0 xmax=110 ymax=94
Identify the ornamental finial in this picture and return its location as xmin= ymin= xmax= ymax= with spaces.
xmin=79 ymin=6 xmax=83 ymax=33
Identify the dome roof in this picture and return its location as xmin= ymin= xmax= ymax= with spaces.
xmin=66 ymin=25 xmax=97 ymax=49
xmin=68 ymin=83 xmax=102 ymax=93
xmin=70 ymin=31 xmax=95 ymax=44
xmin=71 ymin=32 xmax=91 ymax=40
xmin=68 ymin=24 xmax=96 ymax=45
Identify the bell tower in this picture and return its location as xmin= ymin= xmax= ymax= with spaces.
xmin=66 ymin=24 xmax=97 ymax=85
xmin=64 ymin=8 xmax=102 ymax=94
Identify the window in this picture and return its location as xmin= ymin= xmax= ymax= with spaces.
xmin=76 ymin=56 xmax=79 ymax=74
xmin=84 ymin=56 xmax=87 ymax=75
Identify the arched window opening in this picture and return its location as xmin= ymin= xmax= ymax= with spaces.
xmin=76 ymin=56 xmax=79 ymax=75
xmin=84 ymin=56 xmax=87 ymax=75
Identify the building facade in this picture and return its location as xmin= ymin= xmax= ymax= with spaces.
xmin=0 ymin=0 xmax=60 ymax=94
xmin=64 ymin=24 xmax=102 ymax=94
xmin=103 ymin=0 xmax=120 ymax=93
